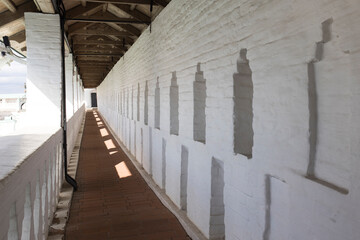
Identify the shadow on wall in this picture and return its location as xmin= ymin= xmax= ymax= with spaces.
xmin=305 ymin=18 xmax=348 ymax=195
xmin=99 ymin=16 xmax=355 ymax=238
xmin=155 ymin=78 xmax=160 ymax=130
xmin=193 ymin=63 xmax=206 ymax=144
xmin=144 ymin=81 xmax=148 ymax=126
xmin=170 ymin=72 xmax=179 ymax=135
xmin=233 ymin=48 xmax=253 ymax=159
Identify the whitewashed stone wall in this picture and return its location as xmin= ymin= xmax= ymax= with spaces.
xmin=0 ymin=105 xmax=85 ymax=240
xmin=65 ymin=54 xmax=74 ymax=119
xmin=25 ymin=13 xmax=62 ymax=131
xmin=97 ymin=0 xmax=360 ymax=239
xmin=0 ymin=13 xmax=86 ymax=240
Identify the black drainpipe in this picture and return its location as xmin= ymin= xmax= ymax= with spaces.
xmin=57 ymin=0 xmax=78 ymax=191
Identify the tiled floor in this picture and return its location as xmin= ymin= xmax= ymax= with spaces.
xmin=65 ymin=110 xmax=189 ymax=240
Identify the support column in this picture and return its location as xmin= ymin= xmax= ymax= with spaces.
xmin=65 ymin=54 xmax=74 ymax=120
xmin=25 ymin=13 xmax=61 ymax=132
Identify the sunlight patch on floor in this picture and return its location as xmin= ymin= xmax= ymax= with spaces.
xmin=115 ymin=162 xmax=132 ymax=178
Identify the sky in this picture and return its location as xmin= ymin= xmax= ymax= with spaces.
xmin=0 ymin=61 xmax=26 ymax=94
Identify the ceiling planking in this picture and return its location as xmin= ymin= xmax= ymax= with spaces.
xmin=0 ymin=0 xmax=171 ymax=88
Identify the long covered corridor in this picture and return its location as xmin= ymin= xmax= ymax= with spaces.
xmin=65 ymin=110 xmax=188 ymax=240
xmin=1 ymin=0 xmax=360 ymax=240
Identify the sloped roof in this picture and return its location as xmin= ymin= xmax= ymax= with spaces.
xmin=0 ymin=0 xmax=170 ymax=88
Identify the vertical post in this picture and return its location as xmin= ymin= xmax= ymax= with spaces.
xmin=58 ymin=0 xmax=78 ymax=190
xmin=25 ymin=13 xmax=62 ymax=132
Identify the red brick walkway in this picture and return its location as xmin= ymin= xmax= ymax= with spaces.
xmin=65 ymin=110 xmax=189 ymax=240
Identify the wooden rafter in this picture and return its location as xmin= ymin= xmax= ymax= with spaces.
xmin=69 ymin=27 xmax=132 ymax=37
xmin=66 ymin=15 xmax=149 ymax=24
xmin=66 ymin=2 xmax=103 ymax=18
xmin=153 ymin=0 xmax=168 ymax=8
xmin=73 ymin=44 xmax=127 ymax=52
xmin=75 ymin=53 xmax=123 ymax=56
xmin=77 ymin=57 xmax=119 ymax=61
xmin=69 ymin=24 xmax=135 ymax=45
xmin=109 ymin=3 xmax=150 ymax=23
xmin=77 ymin=62 xmax=116 ymax=67
xmin=1 ymin=0 xmax=17 ymax=13
xmin=78 ymin=64 xmax=113 ymax=68
xmin=106 ymin=20 xmax=141 ymax=37
xmin=80 ymin=69 xmax=107 ymax=73
xmin=74 ymin=50 xmax=125 ymax=55
xmin=90 ymin=11 xmax=142 ymax=36
xmin=76 ymin=55 xmax=119 ymax=59
xmin=63 ymin=0 xmax=170 ymax=88
xmin=74 ymin=43 xmax=126 ymax=48
xmin=73 ymin=38 xmax=122 ymax=45
xmin=9 ymin=30 xmax=26 ymax=44
xmin=76 ymin=56 xmax=120 ymax=61
xmin=68 ymin=22 xmax=93 ymax=34
xmin=74 ymin=0 xmax=160 ymax=5
xmin=0 ymin=1 xmax=37 ymax=28
xmin=81 ymin=74 xmax=106 ymax=77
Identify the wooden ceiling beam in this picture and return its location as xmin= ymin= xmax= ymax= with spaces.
xmin=84 ymin=83 xmax=101 ymax=85
xmin=74 ymin=50 xmax=124 ymax=56
xmin=73 ymin=38 xmax=122 ymax=45
xmin=83 ymin=81 xmax=103 ymax=84
xmin=83 ymin=79 xmax=102 ymax=81
xmin=74 ymin=0 xmax=160 ymax=5
xmin=82 ymin=79 xmax=103 ymax=82
xmin=74 ymin=44 xmax=126 ymax=51
xmin=36 ymin=0 xmax=54 ymax=13
xmin=65 ymin=15 xmax=149 ymax=24
xmin=76 ymin=58 xmax=118 ymax=62
xmin=68 ymin=22 xmax=93 ymax=34
xmin=0 ymin=1 xmax=37 ymax=28
xmin=109 ymin=3 xmax=150 ymax=23
xmin=78 ymin=60 xmax=116 ymax=64
xmin=9 ymin=30 xmax=25 ymax=44
xmin=69 ymin=27 xmax=132 ymax=37
xmin=80 ymin=71 xmax=109 ymax=75
xmin=81 ymin=74 xmax=105 ymax=77
xmin=75 ymin=56 xmax=119 ymax=61
xmin=90 ymin=11 xmax=142 ymax=36
xmin=66 ymin=2 xmax=103 ymax=18
xmin=75 ymin=53 xmax=123 ymax=56
xmin=116 ymin=23 xmax=141 ymax=37
xmin=77 ymin=63 xmax=116 ymax=68
xmin=81 ymin=74 xmax=106 ymax=78
xmin=80 ymin=70 xmax=106 ymax=74
xmin=153 ymin=0 xmax=168 ymax=8
xmin=72 ymin=35 xmax=120 ymax=43
xmin=78 ymin=66 xmax=112 ymax=69
xmin=74 ymin=47 xmax=124 ymax=52
xmin=77 ymin=60 xmax=114 ymax=64
xmin=1 ymin=0 xmax=17 ymax=13
xmin=77 ymin=64 xmax=114 ymax=69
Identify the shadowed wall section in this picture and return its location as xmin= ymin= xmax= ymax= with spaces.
xmin=170 ymin=72 xmax=179 ymax=135
xmin=193 ymin=63 xmax=206 ymax=143
xmin=96 ymin=0 xmax=360 ymax=239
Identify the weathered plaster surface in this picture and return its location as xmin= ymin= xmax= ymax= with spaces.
xmin=97 ymin=0 xmax=360 ymax=239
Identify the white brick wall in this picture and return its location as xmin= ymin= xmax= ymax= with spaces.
xmin=0 ymin=105 xmax=85 ymax=240
xmin=25 ymin=13 xmax=62 ymax=131
xmin=97 ymin=0 xmax=360 ymax=239
xmin=65 ymin=54 xmax=74 ymax=119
